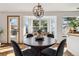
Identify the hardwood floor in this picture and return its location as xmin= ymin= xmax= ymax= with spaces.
xmin=0 ymin=43 xmax=27 ymax=56
xmin=0 ymin=43 xmax=73 ymax=56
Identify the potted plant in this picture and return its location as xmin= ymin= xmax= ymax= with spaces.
xmin=65 ymin=17 xmax=78 ymax=33
xmin=69 ymin=20 xmax=77 ymax=32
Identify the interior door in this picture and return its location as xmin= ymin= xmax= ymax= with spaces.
xmin=7 ymin=16 xmax=20 ymax=43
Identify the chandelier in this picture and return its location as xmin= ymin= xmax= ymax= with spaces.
xmin=33 ymin=3 xmax=44 ymax=18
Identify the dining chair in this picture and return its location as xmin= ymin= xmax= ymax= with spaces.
xmin=41 ymin=39 xmax=66 ymax=56
xmin=11 ymin=40 xmax=37 ymax=56
xmin=27 ymin=34 xmax=33 ymax=38
xmin=47 ymin=34 xmax=54 ymax=38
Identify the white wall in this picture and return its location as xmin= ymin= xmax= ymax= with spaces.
xmin=67 ymin=36 xmax=79 ymax=55
xmin=0 ymin=11 xmax=79 ymax=43
xmin=0 ymin=14 xmax=7 ymax=43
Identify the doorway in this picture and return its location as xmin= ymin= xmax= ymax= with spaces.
xmin=7 ymin=16 xmax=20 ymax=43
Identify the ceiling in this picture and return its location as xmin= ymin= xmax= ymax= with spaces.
xmin=0 ymin=3 xmax=79 ymax=12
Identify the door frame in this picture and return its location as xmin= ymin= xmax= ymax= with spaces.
xmin=7 ymin=16 xmax=20 ymax=43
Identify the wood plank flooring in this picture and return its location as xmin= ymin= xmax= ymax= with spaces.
xmin=0 ymin=43 xmax=73 ymax=56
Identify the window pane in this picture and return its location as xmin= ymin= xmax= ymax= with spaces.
xmin=41 ymin=27 xmax=47 ymax=32
xmin=33 ymin=27 xmax=39 ymax=32
xmin=41 ymin=20 xmax=47 ymax=26
xmin=24 ymin=17 xmax=29 ymax=33
xmin=62 ymin=16 xmax=79 ymax=35
xmin=33 ymin=20 xmax=39 ymax=26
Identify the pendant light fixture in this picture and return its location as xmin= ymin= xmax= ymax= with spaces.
xmin=33 ymin=3 xmax=44 ymax=18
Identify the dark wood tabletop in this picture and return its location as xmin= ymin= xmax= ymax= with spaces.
xmin=23 ymin=36 xmax=56 ymax=47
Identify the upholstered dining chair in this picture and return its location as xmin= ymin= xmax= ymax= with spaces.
xmin=41 ymin=39 xmax=66 ymax=56
xmin=47 ymin=34 xmax=54 ymax=38
xmin=27 ymin=34 xmax=33 ymax=38
xmin=11 ymin=40 xmax=37 ymax=56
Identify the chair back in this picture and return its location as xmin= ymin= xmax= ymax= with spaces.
xmin=56 ymin=39 xmax=66 ymax=56
xmin=11 ymin=40 xmax=23 ymax=56
xmin=27 ymin=34 xmax=33 ymax=38
xmin=47 ymin=34 xmax=54 ymax=38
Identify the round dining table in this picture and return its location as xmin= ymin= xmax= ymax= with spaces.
xmin=23 ymin=36 xmax=56 ymax=56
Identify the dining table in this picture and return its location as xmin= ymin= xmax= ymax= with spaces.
xmin=23 ymin=36 xmax=56 ymax=56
